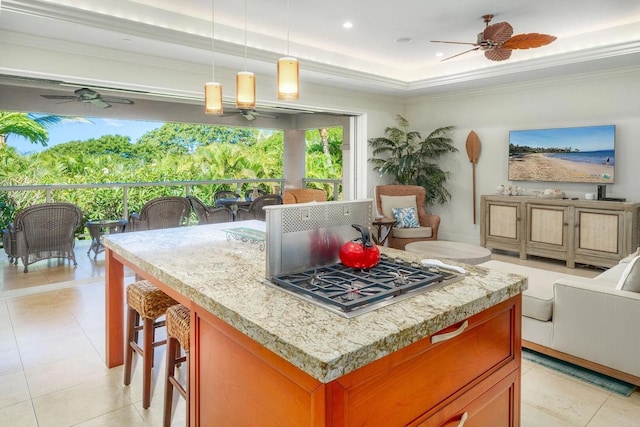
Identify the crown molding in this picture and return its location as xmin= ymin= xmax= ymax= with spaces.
xmin=4 ymin=0 xmax=640 ymax=97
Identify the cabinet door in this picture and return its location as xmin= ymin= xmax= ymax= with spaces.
xmin=410 ymin=370 xmax=520 ymax=427
xmin=526 ymin=204 xmax=568 ymax=253
xmin=574 ymin=208 xmax=623 ymax=260
xmin=482 ymin=199 xmax=523 ymax=256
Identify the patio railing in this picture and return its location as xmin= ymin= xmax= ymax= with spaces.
xmin=0 ymin=178 xmax=342 ymax=221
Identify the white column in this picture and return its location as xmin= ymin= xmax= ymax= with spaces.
xmin=283 ymin=129 xmax=306 ymax=189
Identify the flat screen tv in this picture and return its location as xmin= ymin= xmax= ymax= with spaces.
xmin=508 ymin=125 xmax=615 ymax=184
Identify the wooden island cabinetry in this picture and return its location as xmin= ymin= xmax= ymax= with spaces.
xmin=192 ymin=296 xmax=521 ymax=426
xmin=481 ymin=195 xmax=640 ymax=268
xmin=103 ymin=222 xmax=526 ymax=427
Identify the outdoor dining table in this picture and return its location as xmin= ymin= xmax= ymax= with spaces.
xmin=215 ymin=198 xmax=252 ymax=220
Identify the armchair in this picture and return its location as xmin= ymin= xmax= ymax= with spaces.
xmin=236 ymin=194 xmax=283 ymax=221
xmin=2 ymin=225 xmax=18 ymax=265
xmin=282 ymin=188 xmax=327 ymax=204
xmin=128 ymin=197 xmax=191 ymax=231
xmin=187 ymin=195 xmax=233 ymax=224
xmin=3 ymin=202 xmax=83 ymax=272
xmin=374 ymin=185 xmax=440 ymax=250
xmin=244 ymin=188 xmax=267 ymax=200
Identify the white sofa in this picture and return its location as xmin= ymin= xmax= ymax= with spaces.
xmin=480 ymin=255 xmax=640 ymax=386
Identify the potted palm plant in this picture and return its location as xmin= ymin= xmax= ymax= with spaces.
xmin=368 ymin=115 xmax=457 ymax=206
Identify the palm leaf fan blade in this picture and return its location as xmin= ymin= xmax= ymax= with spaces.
xmin=440 ymin=47 xmax=480 ymax=62
xmin=482 ymin=22 xmax=513 ymax=44
xmin=502 ymin=33 xmax=557 ymax=50
xmin=485 ymin=48 xmax=512 ymax=61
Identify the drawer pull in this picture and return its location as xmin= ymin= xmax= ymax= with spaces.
xmin=456 ymin=412 xmax=469 ymax=427
xmin=431 ymin=320 xmax=469 ymax=344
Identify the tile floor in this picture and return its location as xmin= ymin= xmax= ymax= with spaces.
xmin=0 ymin=241 xmax=638 ymax=426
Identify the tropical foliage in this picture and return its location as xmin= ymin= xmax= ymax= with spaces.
xmin=0 ymin=113 xmax=343 ymax=231
xmin=368 ymin=114 xmax=457 ymax=206
xmin=0 ymin=112 xmax=89 ymax=147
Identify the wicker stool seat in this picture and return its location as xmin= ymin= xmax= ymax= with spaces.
xmin=164 ymin=304 xmax=191 ymax=427
xmin=124 ymin=280 xmax=178 ymax=409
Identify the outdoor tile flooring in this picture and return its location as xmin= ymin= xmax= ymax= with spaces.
xmin=0 ymin=240 xmax=638 ymax=426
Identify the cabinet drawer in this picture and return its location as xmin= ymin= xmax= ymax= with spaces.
xmin=410 ymin=369 xmax=519 ymax=427
xmin=332 ymin=298 xmax=520 ymax=426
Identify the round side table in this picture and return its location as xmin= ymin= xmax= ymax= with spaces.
xmin=85 ymin=219 xmax=128 ymax=259
xmin=405 ymin=241 xmax=492 ymax=265
xmin=371 ymin=217 xmax=397 ymax=246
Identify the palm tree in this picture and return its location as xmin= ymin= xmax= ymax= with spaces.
xmin=0 ymin=112 xmax=49 ymax=146
xmin=368 ymin=114 xmax=457 ymax=206
xmin=0 ymin=111 xmax=90 ymax=147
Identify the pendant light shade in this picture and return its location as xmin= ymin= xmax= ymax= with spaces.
xmin=277 ymin=57 xmax=299 ymax=100
xmin=236 ymin=71 xmax=256 ymax=109
xmin=204 ymin=0 xmax=223 ymax=115
xmin=236 ymin=0 xmax=256 ymax=110
xmin=204 ymin=82 xmax=223 ymax=114
xmin=278 ymin=0 xmax=299 ymax=100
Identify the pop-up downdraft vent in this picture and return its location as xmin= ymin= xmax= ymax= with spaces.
xmin=280 ymin=202 xmax=370 ymax=234
xmin=264 ymin=200 xmax=374 ymax=277
xmin=282 ymin=206 xmax=325 ymax=233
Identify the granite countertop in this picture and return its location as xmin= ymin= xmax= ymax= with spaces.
xmin=104 ymin=220 xmax=527 ymax=383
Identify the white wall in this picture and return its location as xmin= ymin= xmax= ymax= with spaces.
xmin=404 ymin=66 xmax=640 ymax=243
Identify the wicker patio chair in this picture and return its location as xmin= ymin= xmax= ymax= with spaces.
xmin=128 ymin=197 xmax=191 ymax=231
xmin=186 ymin=195 xmax=233 ymax=224
xmin=4 ymin=202 xmax=83 ymax=273
xmin=244 ymin=188 xmax=267 ymax=200
xmin=2 ymin=226 xmax=18 ymax=265
xmin=374 ymin=185 xmax=440 ymax=250
xmin=236 ymin=194 xmax=283 ymax=221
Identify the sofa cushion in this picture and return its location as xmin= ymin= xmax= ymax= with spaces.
xmin=392 ymin=226 xmax=432 ymax=239
xmin=392 ymin=207 xmax=420 ymax=228
xmin=616 ymin=255 xmax=640 ymax=293
xmin=595 ymin=261 xmax=630 ymax=283
xmin=379 ymin=195 xmax=417 ymax=219
xmin=479 ymin=260 xmax=579 ymax=322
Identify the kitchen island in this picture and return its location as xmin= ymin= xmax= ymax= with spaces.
xmin=104 ymin=221 xmax=526 ymax=426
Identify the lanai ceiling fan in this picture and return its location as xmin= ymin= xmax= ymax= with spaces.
xmin=222 ymin=108 xmax=278 ymax=121
xmin=40 ymin=87 xmax=134 ymax=108
xmin=432 ymin=14 xmax=557 ymax=61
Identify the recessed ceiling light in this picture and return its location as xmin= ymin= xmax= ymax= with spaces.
xmin=395 ymin=37 xmax=412 ymax=44
xmin=435 ymin=52 xmax=444 ymax=57
xmin=342 ymin=21 xmax=353 ymax=29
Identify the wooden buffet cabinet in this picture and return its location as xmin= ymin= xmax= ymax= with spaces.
xmin=192 ymin=296 xmax=521 ymax=426
xmin=480 ymin=195 xmax=640 ymax=268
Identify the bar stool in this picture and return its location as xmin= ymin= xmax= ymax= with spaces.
xmin=164 ymin=304 xmax=191 ymax=427
xmin=124 ymin=280 xmax=178 ymax=409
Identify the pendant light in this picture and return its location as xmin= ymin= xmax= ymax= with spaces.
xmin=205 ymin=0 xmax=223 ymax=114
xmin=236 ymin=0 xmax=256 ymax=109
xmin=277 ymin=0 xmax=299 ymax=100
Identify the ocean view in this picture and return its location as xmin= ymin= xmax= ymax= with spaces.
xmin=546 ymin=150 xmax=615 ymax=166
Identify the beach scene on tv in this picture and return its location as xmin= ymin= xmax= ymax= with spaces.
xmin=508 ymin=125 xmax=615 ymax=184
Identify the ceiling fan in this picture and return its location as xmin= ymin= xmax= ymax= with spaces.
xmin=222 ymin=108 xmax=278 ymax=121
xmin=40 ymin=87 xmax=134 ymax=108
xmin=431 ymin=14 xmax=557 ymax=61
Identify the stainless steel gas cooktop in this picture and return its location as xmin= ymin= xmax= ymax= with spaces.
xmin=268 ymin=255 xmax=463 ymax=318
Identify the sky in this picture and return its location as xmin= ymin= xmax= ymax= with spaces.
xmin=7 ymin=114 xmax=164 ymax=154
xmin=509 ymin=125 xmax=615 ymax=152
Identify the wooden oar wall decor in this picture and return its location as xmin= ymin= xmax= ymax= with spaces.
xmin=466 ymin=131 xmax=481 ymax=224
